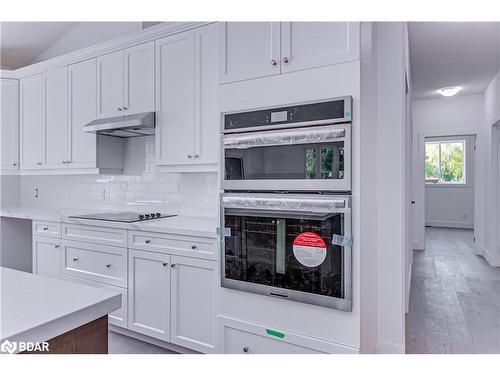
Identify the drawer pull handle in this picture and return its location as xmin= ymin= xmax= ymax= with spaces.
xmin=243 ymin=346 xmax=249 ymax=353
xmin=73 ymin=257 xmax=79 ymax=262
xmin=43 ymin=227 xmax=48 ymax=231
xmin=145 ymin=240 xmax=151 ymax=244
xmin=54 ymin=245 xmax=60 ymax=249
xmin=162 ymin=262 xmax=168 ymax=267
xmin=106 ymin=264 xmax=112 ymax=269
xmin=191 ymin=244 xmax=198 ymax=250
xmin=171 ymin=264 xmax=176 ymax=268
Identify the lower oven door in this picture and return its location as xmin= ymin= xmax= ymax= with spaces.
xmin=222 ymin=124 xmax=351 ymax=192
xmin=221 ymin=193 xmax=352 ymax=311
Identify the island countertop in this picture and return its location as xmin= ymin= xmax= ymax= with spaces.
xmin=0 ymin=267 xmax=121 ymax=352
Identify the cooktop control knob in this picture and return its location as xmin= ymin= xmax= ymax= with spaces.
xmin=139 ymin=214 xmax=145 ymax=220
xmin=145 ymin=214 xmax=150 ymax=219
xmin=150 ymin=213 xmax=156 ymax=218
xmin=156 ymin=213 xmax=161 ymax=218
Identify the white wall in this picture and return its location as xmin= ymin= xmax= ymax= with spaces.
xmin=411 ymin=94 xmax=484 ymax=249
xmin=33 ymin=22 xmax=143 ymax=63
xmin=481 ymin=69 xmax=500 ymax=266
xmin=424 ymin=135 xmax=475 ymax=229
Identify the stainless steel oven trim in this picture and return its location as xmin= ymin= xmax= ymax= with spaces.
xmin=219 ymin=193 xmax=352 ymax=311
xmin=221 ymin=125 xmax=351 ymax=192
xmin=220 ymin=96 xmax=352 ymax=135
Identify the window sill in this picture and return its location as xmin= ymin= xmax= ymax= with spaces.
xmin=425 ymin=183 xmax=470 ymax=188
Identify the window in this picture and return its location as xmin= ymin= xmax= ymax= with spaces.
xmin=425 ymin=139 xmax=466 ymax=184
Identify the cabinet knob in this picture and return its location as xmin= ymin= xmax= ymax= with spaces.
xmin=243 ymin=346 xmax=249 ymax=353
xmin=118 ymin=107 xmax=123 ymax=111
xmin=270 ymin=59 xmax=277 ymax=66
xmin=191 ymin=244 xmax=198 ymax=250
xmin=194 ymin=154 xmax=199 ymax=159
xmin=145 ymin=239 xmax=151 ymax=244
xmin=171 ymin=263 xmax=176 ymax=268
xmin=282 ymin=56 xmax=289 ymax=64
xmin=12 ymin=162 xmax=17 ymax=167
xmin=54 ymin=245 xmax=60 ymax=249
xmin=73 ymin=257 xmax=79 ymax=262
xmin=37 ymin=162 xmax=42 ymax=165
xmin=187 ymin=154 xmax=193 ymax=159
xmin=106 ymin=264 xmax=112 ymax=269
xmin=162 ymin=262 xmax=168 ymax=267
xmin=123 ymin=105 xmax=128 ymax=110
xmin=43 ymin=227 xmax=49 ymax=231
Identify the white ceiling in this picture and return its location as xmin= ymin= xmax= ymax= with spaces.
xmin=0 ymin=22 xmax=78 ymax=69
xmin=409 ymin=22 xmax=500 ymax=100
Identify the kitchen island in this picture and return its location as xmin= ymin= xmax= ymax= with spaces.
xmin=0 ymin=267 xmax=121 ymax=354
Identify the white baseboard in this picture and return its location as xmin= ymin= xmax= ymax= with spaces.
xmin=480 ymin=247 xmax=500 ymax=267
xmin=425 ymin=220 xmax=473 ymax=229
xmin=412 ymin=240 xmax=424 ymax=251
xmin=376 ymin=340 xmax=405 ymax=354
xmin=109 ymin=325 xmax=199 ymax=354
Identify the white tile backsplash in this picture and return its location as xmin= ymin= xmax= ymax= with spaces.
xmin=14 ymin=137 xmax=219 ymax=218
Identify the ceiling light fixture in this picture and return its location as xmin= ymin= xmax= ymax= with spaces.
xmin=437 ymin=86 xmax=461 ymax=97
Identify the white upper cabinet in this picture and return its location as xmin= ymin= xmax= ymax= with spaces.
xmin=155 ymin=31 xmax=195 ymax=165
xmin=128 ymin=249 xmax=171 ymax=341
xmin=280 ymin=22 xmax=360 ymax=74
xmin=170 ymin=255 xmax=216 ymax=353
xmin=193 ymin=23 xmax=219 ymax=165
xmin=219 ymin=22 xmax=281 ymax=84
xmin=155 ymin=24 xmax=218 ymax=168
xmin=44 ymin=67 xmax=69 ymax=169
xmin=20 ymin=74 xmax=44 ymax=169
xmin=124 ymin=41 xmax=155 ymax=114
xmin=68 ymin=59 xmax=97 ymax=168
xmin=97 ymin=41 xmax=154 ymax=118
xmin=220 ymin=22 xmax=360 ymax=84
xmin=0 ymin=79 xmax=19 ymax=172
xmin=97 ymin=50 xmax=124 ymax=118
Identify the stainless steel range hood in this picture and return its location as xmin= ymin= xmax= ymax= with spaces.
xmin=83 ymin=112 xmax=155 ymax=138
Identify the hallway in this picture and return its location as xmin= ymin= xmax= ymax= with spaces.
xmin=406 ymin=227 xmax=500 ymax=353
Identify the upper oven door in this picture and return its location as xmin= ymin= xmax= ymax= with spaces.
xmin=222 ymin=124 xmax=351 ymax=192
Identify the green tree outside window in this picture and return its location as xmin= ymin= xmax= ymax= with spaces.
xmin=425 ymin=140 xmax=465 ymax=184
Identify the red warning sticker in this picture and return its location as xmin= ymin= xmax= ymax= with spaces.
xmin=292 ymin=232 xmax=327 ymax=267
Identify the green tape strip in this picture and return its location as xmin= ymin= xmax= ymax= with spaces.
xmin=266 ymin=329 xmax=285 ymax=339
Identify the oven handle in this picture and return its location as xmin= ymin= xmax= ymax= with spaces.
xmin=222 ymin=195 xmax=348 ymax=213
xmin=223 ymin=124 xmax=347 ymax=149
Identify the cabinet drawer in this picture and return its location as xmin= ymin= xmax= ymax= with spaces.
xmin=128 ymin=231 xmax=217 ymax=260
xmin=62 ymin=223 xmax=127 ymax=247
xmin=61 ymin=275 xmax=128 ymax=328
xmin=61 ymin=240 xmax=127 ymax=287
xmin=33 ymin=221 xmax=61 ymax=238
xmin=217 ymin=316 xmax=357 ymax=354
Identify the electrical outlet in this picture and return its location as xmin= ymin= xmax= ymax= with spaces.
xmin=34 ymin=187 xmax=39 ymax=198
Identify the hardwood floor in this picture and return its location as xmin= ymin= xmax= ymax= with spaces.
xmin=406 ymin=227 xmax=500 ymax=354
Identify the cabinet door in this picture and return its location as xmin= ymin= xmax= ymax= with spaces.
xmin=219 ymin=22 xmax=281 ymax=84
xmin=20 ymin=74 xmax=44 ymax=169
xmin=170 ymin=255 xmax=216 ymax=353
xmin=68 ymin=59 xmax=97 ymax=168
xmin=155 ymin=32 xmax=195 ymax=166
xmin=280 ymin=22 xmax=360 ymax=74
xmin=33 ymin=237 xmax=61 ymax=279
xmin=44 ymin=67 xmax=69 ymax=169
xmin=128 ymin=249 xmax=171 ymax=341
xmin=193 ymin=24 xmax=218 ymax=165
xmin=0 ymin=79 xmax=19 ymax=171
xmin=97 ymin=50 xmax=124 ymax=118
xmin=124 ymin=41 xmax=155 ymax=114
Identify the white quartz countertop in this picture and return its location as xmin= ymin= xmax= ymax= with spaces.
xmin=0 ymin=206 xmax=219 ymax=238
xmin=0 ymin=267 xmax=121 ymax=351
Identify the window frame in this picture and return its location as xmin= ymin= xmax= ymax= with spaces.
xmin=425 ymin=138 xmax=467 ymax=186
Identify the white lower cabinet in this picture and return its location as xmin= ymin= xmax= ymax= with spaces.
xmin=217 ymin=316 xmax=357 ymax=354
xmin=61 ymin=274 xmax=128 ymax=328
xmin=170 ymin=255 xmax=216 ymax=353
xmin=128 ymin=249 xmax=171 ymax=341
xmin=32 ymin=236 xmax=61 ymax=279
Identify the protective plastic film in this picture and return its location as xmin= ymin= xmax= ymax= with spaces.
xmin=223 ymin=125 xmax=346 ymax=149
xmin=222 ymin=193 xmax=348 ymax=213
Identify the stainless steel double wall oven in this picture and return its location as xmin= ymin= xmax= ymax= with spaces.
xmin=220 ymin=97 xmax=353 ymax=311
